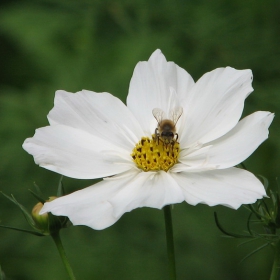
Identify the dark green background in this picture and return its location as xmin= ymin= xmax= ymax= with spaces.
xmin=0 ymin=0 xmax=279 ymax=279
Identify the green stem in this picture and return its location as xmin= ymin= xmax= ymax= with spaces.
xmin=51 ymin=232 xmax=76 ymax=280
xmin=163 ymin=205 xmax=177 ymax=280
xmin=270 ymin=241 xmax=280 ymax=280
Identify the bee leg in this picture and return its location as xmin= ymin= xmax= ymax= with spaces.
xmin=170 ymin=134 xmax=179 ymax=150
xmin=155 ymin=128 xmax=160 ymax=144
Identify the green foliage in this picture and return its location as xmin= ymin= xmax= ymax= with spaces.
xmin=0 ymin=0 xmax=279 ymax=279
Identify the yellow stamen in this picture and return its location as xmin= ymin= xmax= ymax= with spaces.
xmin=131 ymin=135 xmax=180 ymax=172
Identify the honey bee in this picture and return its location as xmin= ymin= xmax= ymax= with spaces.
xmin=152 ymin=107 xmax=183 ymax=145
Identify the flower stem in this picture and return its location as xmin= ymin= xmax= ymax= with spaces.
xmin=270 ymin=241 xmax=280 ymax=280
xmin=163 ymin=205 xmax=177 ymax=280
xmin=51 ymin=232 xmax=77 ymax=280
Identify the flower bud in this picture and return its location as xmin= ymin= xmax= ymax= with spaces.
xmin=32 ymin=202 xmax=49 ymax=233
xmin=31 ymin=196 xmax=66 ymax=235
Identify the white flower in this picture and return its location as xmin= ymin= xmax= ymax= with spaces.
xmin=23 ymin=50 xmax=274 ymax=230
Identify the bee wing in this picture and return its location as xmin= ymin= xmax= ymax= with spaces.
xmin=169 ymin=107 xmax=183 ymax=125
xmin=152 ymin=108 xmax=165 ymax=124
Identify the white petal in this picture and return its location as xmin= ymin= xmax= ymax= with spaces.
xmin=40 ymin=169 xmax=184 ymax=230
xmin=171 ymin=168 xmax=266 ymax=209
xmin=127 ymin=49 xmax=194 ymax=133
xmin=108 ymin=170 xmax=184 ymax=217
xmin=179 ymin=111 xmax=274 ymax=170
xmin=23 ymin=125 xmax=133 ymax=179
xmin=40 ymin=173 xmax=134 ymax=230
xmin=48 ymin=90 xmax=144 ymax=150
xmin=179 ymin=67 xmax=254 ymax=147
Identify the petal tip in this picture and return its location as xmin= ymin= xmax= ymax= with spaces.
xmin=149 ymin=49 xmax=166 ymax=63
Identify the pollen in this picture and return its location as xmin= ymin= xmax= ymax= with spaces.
xmin=131 ymin=135 xmax=180 ymax=172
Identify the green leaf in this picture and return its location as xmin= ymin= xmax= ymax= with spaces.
xmin=258 ymin=175 xmax=269 ymax=189
xmin=28 ymin=189 xmax=46 ymax=204
xmin=0 ymin=224 xmax=44 ymax=236
xmin=1 ymin=192 xmax=36 ymax=227
xmin=33 ymin=182 xmax=44 ymax=198
xmin=214 ymin=212 xmax=252 ymax=238
xmin=57 ymin=175 xmax=65 ymax=197
xmin=240 ymin=162 xmax=248 ymax=170
xmin=246 ymin=212 xmax=254 ymax=236
xmin=0 ymin=265 xmax=5 ymax=280
xmin=238 ymin=237 xmax=260 ymax=247
xmin=239 ymin=243 xmax=270 ymax=264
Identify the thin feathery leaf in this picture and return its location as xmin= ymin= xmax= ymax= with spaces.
xmin=9 ymin=194 xmax=35 ymax=227
xmin=258 ymin=175 xmax=269 ymax=189
xmin=0 ymin=265 xmax=4 ymax=280
xmin=0 ymin=225 xmax=44 ymax=236
xmin=240 ymin=162 xmax=247 ymax=170
xmin=248 ymin=204 xmax=267 ymax=220
xmin=57 ymin=175 xmax=65 ymax=197
xmin=247 ymin=212 xmax=253 ymax=236
xmin=1 ymin=192 xmax=17 ymax=204
xmin=28 ymin=189 xmax=45 ymax=204
xmin=238 ymin=237 xmax=260 ymax=247
xmin=239 ymin=243 xmax=270 ymax=264
xmin=214 ymin=212 xmax=251 ymax=238
xmin=33 ymin=182 xmax=44 ymax=198
xmin=260 ymin=199 xmax=270 ymax=215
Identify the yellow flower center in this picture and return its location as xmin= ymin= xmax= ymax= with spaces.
xmin=131 ymin=135 xmax=180 ymax=172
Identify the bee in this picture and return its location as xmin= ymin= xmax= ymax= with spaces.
xmin=152 ymin=107 xmax=183 ymax=145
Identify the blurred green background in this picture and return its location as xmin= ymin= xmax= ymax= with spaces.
xmin=0 ymin=0 xmax=279 ymax=279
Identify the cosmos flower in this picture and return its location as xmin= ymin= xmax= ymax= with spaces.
xmin=23 ymin=50 xmax=274 ymax=230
